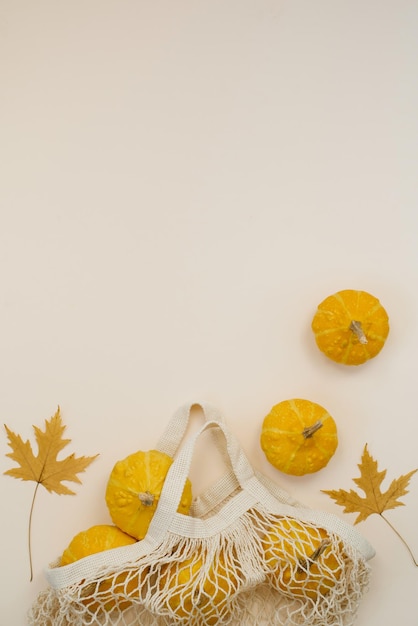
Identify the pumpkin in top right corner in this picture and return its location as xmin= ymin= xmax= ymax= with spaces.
xmin=311 ymin=289 xmax=389 ymax=365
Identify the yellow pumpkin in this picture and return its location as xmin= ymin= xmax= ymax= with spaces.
xmin=105 ymin=449 xmax=193 ymax=540
xmin=158 ymin=551 xmax=237 ymax=624
xmin=60 ymin=524 xmax=139 ymax=612
xmin=311 ymin=289 xmax=389 ymax=365
xmin=262 ymin=517 xmax=343 ymax=601
xmin=260 ymin=399 xmax=338 ymax=475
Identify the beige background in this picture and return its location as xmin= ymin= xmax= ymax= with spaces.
xmin=1 ymin=1 xmax=417 ymax=624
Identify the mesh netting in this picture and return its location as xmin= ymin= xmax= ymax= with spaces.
xmin=28 ymin=506 xmax=370 ymax=626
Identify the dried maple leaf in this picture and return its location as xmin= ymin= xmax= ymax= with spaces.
xmin=323 ymin=444 xmax=417 ymax=566
xmin=4 ymin=407 xmax=98 ymax=580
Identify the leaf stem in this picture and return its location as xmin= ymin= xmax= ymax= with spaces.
xmin=380 ymin=513 xmax=418 ymax=567
xmin=28 ymin=482 xmax=40 ymax=581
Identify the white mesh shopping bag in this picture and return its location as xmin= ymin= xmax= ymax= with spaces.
xmin=29 ymin=402 xmax=374 ymax=626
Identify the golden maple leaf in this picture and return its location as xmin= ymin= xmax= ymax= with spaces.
xmin=4 ymin=406 xmax=98 ymax=579
xmin=4 ymin=406 xmax=97 ymax=494
xmin=323 ymin=444 xmax=417 ymax=566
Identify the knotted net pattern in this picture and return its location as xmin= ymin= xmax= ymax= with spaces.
xmin=29 ymin=505 xmax=370 ymax=626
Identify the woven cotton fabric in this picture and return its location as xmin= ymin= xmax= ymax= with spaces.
xmin=28 ymin=403 xmax=374 ymax=626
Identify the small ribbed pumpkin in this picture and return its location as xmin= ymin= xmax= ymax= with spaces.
xmin=260 ymin=399 xmax=338 ymax=475
xmin=262 ymin=517 xmax=344 ymax=601
xmin=158 ymin=550 xmax=237 ymax=624
xmin=311 ymin=289 xmax=389 ymax=365
xmin=60 ymin=524 xmax=138 ymax=612
xmin=105 ymin=449 xmax=193 ymax=540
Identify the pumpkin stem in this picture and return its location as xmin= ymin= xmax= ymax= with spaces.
xmin=138 ymin=491 xmax=155 ymax=506
xmin=298 ymin=539 xmax=331 ymax=572
xmin=349 ymin=320 xmax=368 ymax=344
xmin=303 ymin=420 xmax=323 ymax=439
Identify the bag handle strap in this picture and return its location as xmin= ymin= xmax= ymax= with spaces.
xmin=156 ymin=402 xmax=225 ymax=458
xmin=146 ymin=419 xmax=255 ymax=541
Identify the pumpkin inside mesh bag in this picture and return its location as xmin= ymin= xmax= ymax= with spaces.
xmin=29 ymin=403 xmax=374 ymax=626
